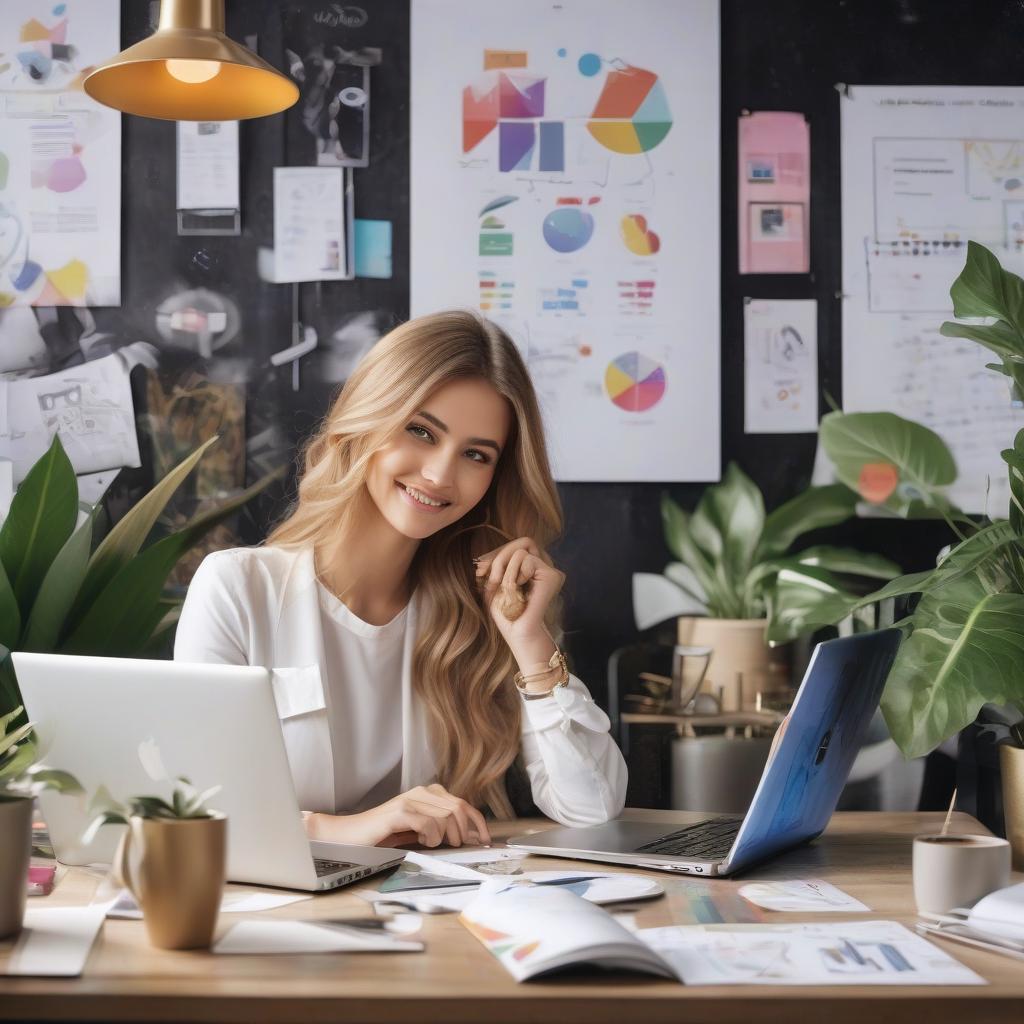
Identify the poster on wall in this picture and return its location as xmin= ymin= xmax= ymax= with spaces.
xmin=0 ymin=1 xmax=121 ymax=306
xmin=410 ymin=0 xmax=721 ymax=482
xmin=738 ymin=111 xmax=810 ymax=274
xmin=841 ymin=86 xmax=1024 ymax=514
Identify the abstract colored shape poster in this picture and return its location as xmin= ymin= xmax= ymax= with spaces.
xmin=411 ymin=0 xmax=721 ymax=481
xmin=0 ymin=1 xmax=121 ymax=307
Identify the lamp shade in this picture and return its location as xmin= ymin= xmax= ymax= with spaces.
xmin=83 ymin=0 xmax=298 ymax=121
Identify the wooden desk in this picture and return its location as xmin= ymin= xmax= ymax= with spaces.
xmin=2 ymin=810 xmax=1022 ymax=1023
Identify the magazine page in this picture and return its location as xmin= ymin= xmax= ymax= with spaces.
xmin=459 ymin=879 xmax=674 ymax=982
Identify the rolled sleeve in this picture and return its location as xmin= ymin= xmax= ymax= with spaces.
xmin=519 ymin=674 xmax=628 ymax=827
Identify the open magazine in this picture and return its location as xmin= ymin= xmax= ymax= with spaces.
xmin=917 ymin=881 xmax=1024 ymax=960
xmin=460 ymin=880 xmax=984 ymax=985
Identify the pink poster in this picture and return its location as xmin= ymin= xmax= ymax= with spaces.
xmin=738 ymin=111 xmax=810 ymax=274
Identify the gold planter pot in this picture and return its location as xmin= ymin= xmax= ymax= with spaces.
xmin=113 ymin=813 xmax=226 ymax=949
xmin=999 ymin=744 xmax=1024 ymax=872
xmin=0 ymin=796 xmax=32 ymax=939
xmin=676 ymin=617 xmax=788 ymax=712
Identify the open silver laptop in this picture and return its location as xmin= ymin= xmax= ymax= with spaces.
xmin=14 ymin=652 xmax=403 ymax=892
xmin=507 ymin=630 xmax=902 ymax=876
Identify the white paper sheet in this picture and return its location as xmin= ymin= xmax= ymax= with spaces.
xmin=410 ymin=0 xmax=720 ymax=482
xmin=0 ymin=2 xmax=121 ymax=306
xmin=744 ymin=298 xmax=818 ymax=433
xmin=273 ymin=167 xmax=348 ymax=282
xmin=841 ymin=86 xmax=1024 ymax=515
xmin=212 ymin=919 xmax=424 ymax=955
xmin=5 ymin=907 xmax=105 ymax=976
xmin=102 ymin=888 xmax=311 ymax=920
xmin=0 ymin=352 xmax=140 ymax=483
xmin=738 ymin=879 xmax=869 ymax=913
xmin=637 ymin=920 xmax=985 ymax=985
xmin=177 ymin=121 xmax=240 ymax=211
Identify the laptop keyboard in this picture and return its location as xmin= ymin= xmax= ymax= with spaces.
xmin=634 ymin=817 xmax=742 ymax=860
xmin=313 ymin=858 xmax=361 ymax=878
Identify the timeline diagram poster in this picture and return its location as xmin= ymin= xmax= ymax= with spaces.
xmin=410 ymin=0 xmax=720 ymax=481
xmin=0 ymin=1 xmax=121 ymax=307
xmin=841 ymin=86 xmax=1024 ymax=514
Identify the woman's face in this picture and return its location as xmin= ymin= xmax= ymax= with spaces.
xmin=365 ymin=377 xmax=512 ymax=540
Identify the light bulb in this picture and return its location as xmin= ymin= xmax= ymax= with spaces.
xmin=165 ymin=59 xmax=221 ymax=84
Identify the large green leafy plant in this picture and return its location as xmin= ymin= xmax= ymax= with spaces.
xmin=1 ymin=705 xmax=81 ymax=801
xmin=0 ymin=436 xmax=278 ymax=719
xmin=773 ymin=241 xmax=1024 ymax=758
xmin=659 ymin=463 xmax=901 ymax=641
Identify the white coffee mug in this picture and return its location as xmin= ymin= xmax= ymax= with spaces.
xmin=912 ymin=833 xmax=1011 ymax=915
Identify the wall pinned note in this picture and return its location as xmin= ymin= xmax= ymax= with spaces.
xmin=739 ymin=112 xmax=810 ymax=274
xmin=744 ymin=298 xmax=818 ymax=433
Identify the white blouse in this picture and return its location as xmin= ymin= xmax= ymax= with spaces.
xmin=173 ymin=546 xmax=627 ymax=827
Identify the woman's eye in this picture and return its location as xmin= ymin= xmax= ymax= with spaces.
xmin=407 ymin=424 xmax=433 ymax=442
xmin=466 ymin=449 xmax=491 ymax=465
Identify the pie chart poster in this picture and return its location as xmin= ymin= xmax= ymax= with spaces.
xmin=411 ymin=0 xmax=721 ymax=482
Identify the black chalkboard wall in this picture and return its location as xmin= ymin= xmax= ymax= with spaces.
xmin=85 ymin=0 xmax=1014 ymax=714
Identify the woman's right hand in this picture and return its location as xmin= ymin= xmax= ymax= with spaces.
xmin=303 ymin=784 xmax=491 ymax=849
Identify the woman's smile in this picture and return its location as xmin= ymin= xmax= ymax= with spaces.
xmin=396 ymin=480 xmax=452 ymax=513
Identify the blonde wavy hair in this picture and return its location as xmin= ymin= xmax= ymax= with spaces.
xmin=268 ymin=310 xmax=564 ymax=818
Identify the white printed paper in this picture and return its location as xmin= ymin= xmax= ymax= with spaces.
xmin=738 ymin=879 xmax=869 ymax=913
xmin=411 ymin=0 xmax=720 ymax=481
xmin=744 ymin=298 xmax=818 ymax=433
xmin=0 ymin=352 xmax=141 ymax=483
xmin=273 ymin=167 xmax=348 ymax=282
xmin=212 ymin=919 xmax=423 ymax=955
xmin=638 ymin=920 xmax=985 ymax=986
xmin=0 ymin=2 xmax=121 ymax=306
xmin=841 ymin=86 xmax=1024 ymax=514
xmin=103 ymin=887 xmax=311 ymax=919
xmin=5 ymin=907 xmax=105 ymax=977
xmin=177 ymin=121 xmax=240 ymax=211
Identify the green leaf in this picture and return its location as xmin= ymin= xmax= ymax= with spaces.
xmin=758 ymin=484 xmax=858 ymax=559
xmin=0 ymin=559 xmax=20 ymax=652
xmin=0 ymin=436 xmax=78 ymax=617
xmin=1002 ymin=428 xmax=1024 ymax=535
xmin=882 ymin=590 xmax=1024 ymax=759
xmin=949 ymin=240 xmax=1024 ymax=334
xmin=689 ymin=464 xmax=765 ymax=617
xmin=787 ymin=546 xmax=902 ymax=581
xmin=61 ymin=468 xmax=283 ymax=656
xmin=64 ymin=436 xmax=220 ymax=631
xmin=0 ymin=720 xmax=34 ymax=760
xmin=21 ymin=509 xmax=96 ymax=651
xmin=939 ymin=318 xmax=1024 ymax=364
xmin=0 ymin=735 xmax=37 ymax=783
xmin=661 ymin=494 xmax=719 ymax=608
xmin=819 ymin=410 xmax=958 ymax=516
xmin=25 ymin=767 xmax=83 ymax=794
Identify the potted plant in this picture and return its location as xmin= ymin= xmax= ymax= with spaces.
xmin=0 ymin=706 xmax=81 ymax=938
xmin=0 ymin=434 xmax=282 ymax=721
xmin=635 ymin=464 xmax=901 ymax=709
xmin=85 ymin=744 xmax=225 ymax=950
xmin=773 ymin=241 xmax=1024 ymax=863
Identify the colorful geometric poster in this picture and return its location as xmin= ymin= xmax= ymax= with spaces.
xmin=840 ymin=86 xmax=1024 ymax=514
xmin=0 ymin=2 xmax=121 ymax=307
xmin=411 ymin=0 xmax=721 ymax=482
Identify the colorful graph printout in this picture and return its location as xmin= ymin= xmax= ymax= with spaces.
xmin=0 ymin=1 xmax=121 ymax=306
xmin=412 ymin=0 xmax=721 ymax=481
xmin=606 ymin=352 xmax=666 ymax=412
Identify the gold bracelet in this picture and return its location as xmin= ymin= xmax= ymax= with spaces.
xmin=514 ymin=647 xmax=569 ymax=701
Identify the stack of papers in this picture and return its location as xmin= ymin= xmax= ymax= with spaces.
xmin=917 ymin=882 xmax=1024 ymax=960
xmin=365 ymin=849 xmax=663 ymax=913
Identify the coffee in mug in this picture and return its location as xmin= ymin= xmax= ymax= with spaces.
xmin=912 ymin=833 xmax=1011 ymax=915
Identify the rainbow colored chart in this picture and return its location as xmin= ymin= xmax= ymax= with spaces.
xmin=605 ymin=351 xmax=666 ymax=412
xmin=586 ymin=66 xmax=672 ymax=155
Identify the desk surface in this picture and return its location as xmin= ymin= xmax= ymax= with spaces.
xmin=1 ymin=809 xmax=1022 ymax=1024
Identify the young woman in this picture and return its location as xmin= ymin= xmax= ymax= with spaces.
xmin=175 ymin=310 xmax=627 ymax=849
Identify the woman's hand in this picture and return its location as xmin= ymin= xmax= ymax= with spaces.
xmin=302 ymin=784 xmax=491 ymax=849
xmin=475 ymin=536 xmax=564 ymax=651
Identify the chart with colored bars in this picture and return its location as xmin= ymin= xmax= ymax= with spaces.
xmin=605 ymin=351 xmax=666 ymax=412
xmin=478 ymin=271 xmax=515 ymax=313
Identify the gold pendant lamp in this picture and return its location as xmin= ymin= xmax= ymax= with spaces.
xmin=84 ymin=0 xmax=298 ymax=120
